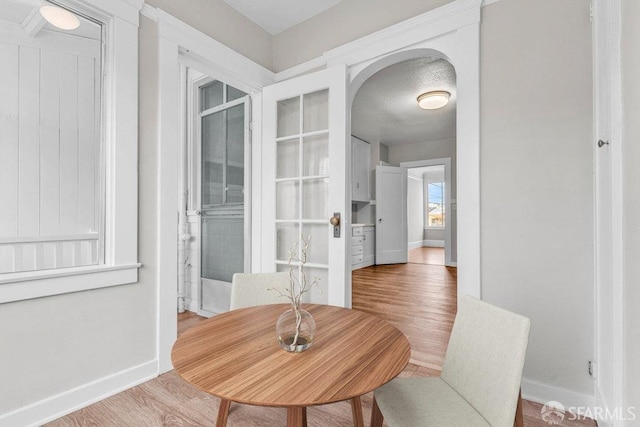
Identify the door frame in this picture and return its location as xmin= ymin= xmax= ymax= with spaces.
xmin=335 ymin=0 xmax=482 ymax=304
xmin=592 ymin=0 xmax=624 ymax=416
xmin=153 ymin=7 xmax=275 ymax=373
xmin=401 ymin=158 xmax=453 ymax=267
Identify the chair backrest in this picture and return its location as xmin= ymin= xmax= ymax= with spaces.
xmin=441 ymin=295 xmax=531 ymax=427
xmin=229 ymin=272 xmax=290 ymax=310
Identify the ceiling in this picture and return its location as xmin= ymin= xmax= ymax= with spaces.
xmin=1 ymin=0 xmax=102 ymax=40
xmin=224 ymin=0 xmax=345 ymax=35
xmin=352 ymin=57 xmax=457 ymax=146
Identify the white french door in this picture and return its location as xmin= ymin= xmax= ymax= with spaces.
xmin=262 ymin=65 xmax=348 ymax=307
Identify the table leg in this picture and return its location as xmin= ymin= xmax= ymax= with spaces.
xmin=349 ymin=396 xmax=364 ymax=427
xmin=286 ymin=406 xmax=307 ymax=427
xmin=216 ymin=399 xmax=231 ymax=427
xmin=370 ymin=397 xmax=384 ymax=427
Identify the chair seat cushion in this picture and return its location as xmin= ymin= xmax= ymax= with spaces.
xmin=374 ymin=377 xmax=491 ymax=427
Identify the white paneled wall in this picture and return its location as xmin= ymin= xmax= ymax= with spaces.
xmin=0 ymin=27 xmax=101 ymax=273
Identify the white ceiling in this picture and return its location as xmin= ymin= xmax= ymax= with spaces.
xmin=224 ymin=0 xmax=344 ymax=35
xmin=352 ymin=57 xmax=457 ymax=146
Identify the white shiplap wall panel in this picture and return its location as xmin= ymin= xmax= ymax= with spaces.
xmin=0 ymin=43 xmax=19 ymax=238
xmin=60 ymin=53 xmax=80 ymax=235
xmin=18 ymin=45 xmax=40 ymax=238
xmin=1 ymin=28 xmax=101 ymax=273
xmin=39 ymin=49 xmax=61 ymax=236
xmin=77 ymin=56 xmax=97 ymax=234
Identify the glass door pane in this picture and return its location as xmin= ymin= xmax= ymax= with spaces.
xmin=275 ymin=90 xmax=330 ymax=302
xmin=262 ymin=64 xmax=348 ymax=307
xmin=199 ymin=92 xmax=248 ymax=315
xmin=226 ymin=104 xmax=245 ymax=204
xmin=202 ymin=111 xmax=225 ymax=207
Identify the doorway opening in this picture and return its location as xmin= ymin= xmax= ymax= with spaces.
xmin=350 ymin=55 xmax=458 ymax=368
xmin=401 ymin=158 xmax=455 ymax=267
xmin=179 ymin=65 xmax=252 ymax=320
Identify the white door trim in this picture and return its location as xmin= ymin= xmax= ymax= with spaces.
xmin=152 ymin=5 xmax=275 ymax=373
xmin=401 ymin=158 xmax=453 ymax=267
xmin=275 ymin=0 xmax=482 ymax=303
xmin=592 ymin=0 xmax=624 ymax=419
xmin=340 ymin=2 xmax=482 ymax=301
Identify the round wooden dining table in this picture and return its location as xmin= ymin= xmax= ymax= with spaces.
xmin=171 ymin=304 xmax=411 ymax=427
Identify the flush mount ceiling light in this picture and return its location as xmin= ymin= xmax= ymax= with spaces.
xmin=417 ymin=91 xmax=450 ymax=110
xmin=39 ymin=5 xmax=80 ymax=30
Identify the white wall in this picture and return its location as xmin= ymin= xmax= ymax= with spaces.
xmin=272 ymin=0 xmax=451 ymax=72
xmin=480 ymin=0 xmax=594 ymax=397
xmin=0 ymin=6 xmax=272 ymax=422
xmin=0 ymin=15 xmax=157 ymax=420
xmin=407 ymin=175 xmax=424 ymax=247
xmin=622 ymin=0 xmax=640 ymax=418
xmin=146 ymin=0 xmax=273 ymax=70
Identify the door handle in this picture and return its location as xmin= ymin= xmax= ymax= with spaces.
xmin=330 ymin=213 xmax=340 ymax=237
xmin=378 ymin=218 xmax=382 ymax=222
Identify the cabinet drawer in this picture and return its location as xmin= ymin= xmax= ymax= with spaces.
xmin=351 ymin=235 xmax=364 ymax=245
xmin=352 ymin=227 xmax=364 ymax=236
xmin=351 ymin=254 xmax=364 ymax=265
xmin=352 ymin=245 xmax=364 ymax=255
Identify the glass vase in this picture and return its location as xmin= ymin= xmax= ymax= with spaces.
xmin=275 ymin=307 xmax=316 ymax=352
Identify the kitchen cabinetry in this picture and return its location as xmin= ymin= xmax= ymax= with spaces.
xmin=352 ymin=225 xmax=375 ymax=270
xmin=352 ymin=136 xmax=371 ymax=202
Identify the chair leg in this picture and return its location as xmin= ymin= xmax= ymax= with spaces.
xmin=370 ymin=397 xmax=384 ymax=427
xmin=514 ymin=389 xmax=524 ymax=427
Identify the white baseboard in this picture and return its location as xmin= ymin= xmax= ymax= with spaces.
xmin=423 ymin=239 xmax=444 ymax=248
xmin=0 ymin=360 xmax=158 ymax=427
xmin=408 ymin=240 xmax=424 ymax=250
xmin=522 ymin=377 xmax=597 ymax=417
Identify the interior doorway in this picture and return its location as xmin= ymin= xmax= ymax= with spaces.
xmin=179 ymin=65 xmax=252 ymax=319
xmin=349 ymin=54 xmax=458 ymax=368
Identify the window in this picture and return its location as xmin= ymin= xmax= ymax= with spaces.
xmin=0 ymin=0 xmax=142 ymax=303
xmin=427 ymin=183 xmax=445 ymax=227
xmin=424 ymin=165 xmax=446 ymax=228
xmin=0 ymin=1 xmax=103 ymax=274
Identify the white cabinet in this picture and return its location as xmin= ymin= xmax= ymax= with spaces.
xmin=363 ymin=226 xmax=375 ymax=266
xmin=352 ymin=136 xmax=371 ymax=202
xmin=352 ymin=225 xmax=375 ymax=270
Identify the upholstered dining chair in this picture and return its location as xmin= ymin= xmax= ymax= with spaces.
xmin=229 ymin=272 xmax=290 ymax=310
xmin=371 ymin=295 xmax=531 ymax=427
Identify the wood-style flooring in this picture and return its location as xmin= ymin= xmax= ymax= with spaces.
xmin=49 ymin=247 xmax=596 ymax=426
xmin=408 ymin=246 xmax=445 ymax=266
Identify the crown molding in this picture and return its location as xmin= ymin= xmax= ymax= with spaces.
xmin=141 ymin=4 xmax=275 ymax=90
xmin=275 ymin=0 xmax=486 ymax=81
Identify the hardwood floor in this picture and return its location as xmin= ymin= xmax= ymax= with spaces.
xmin=408 ymin=246 xmax=445 ymax=266
xmin=49 ymin=265 xmax=596 ymax=426
xmin=353 ymin=261 xmax=456 ymax=371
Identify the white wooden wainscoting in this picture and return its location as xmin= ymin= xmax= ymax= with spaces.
xmin=0 ymin=23 xmax=101 ymax=274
